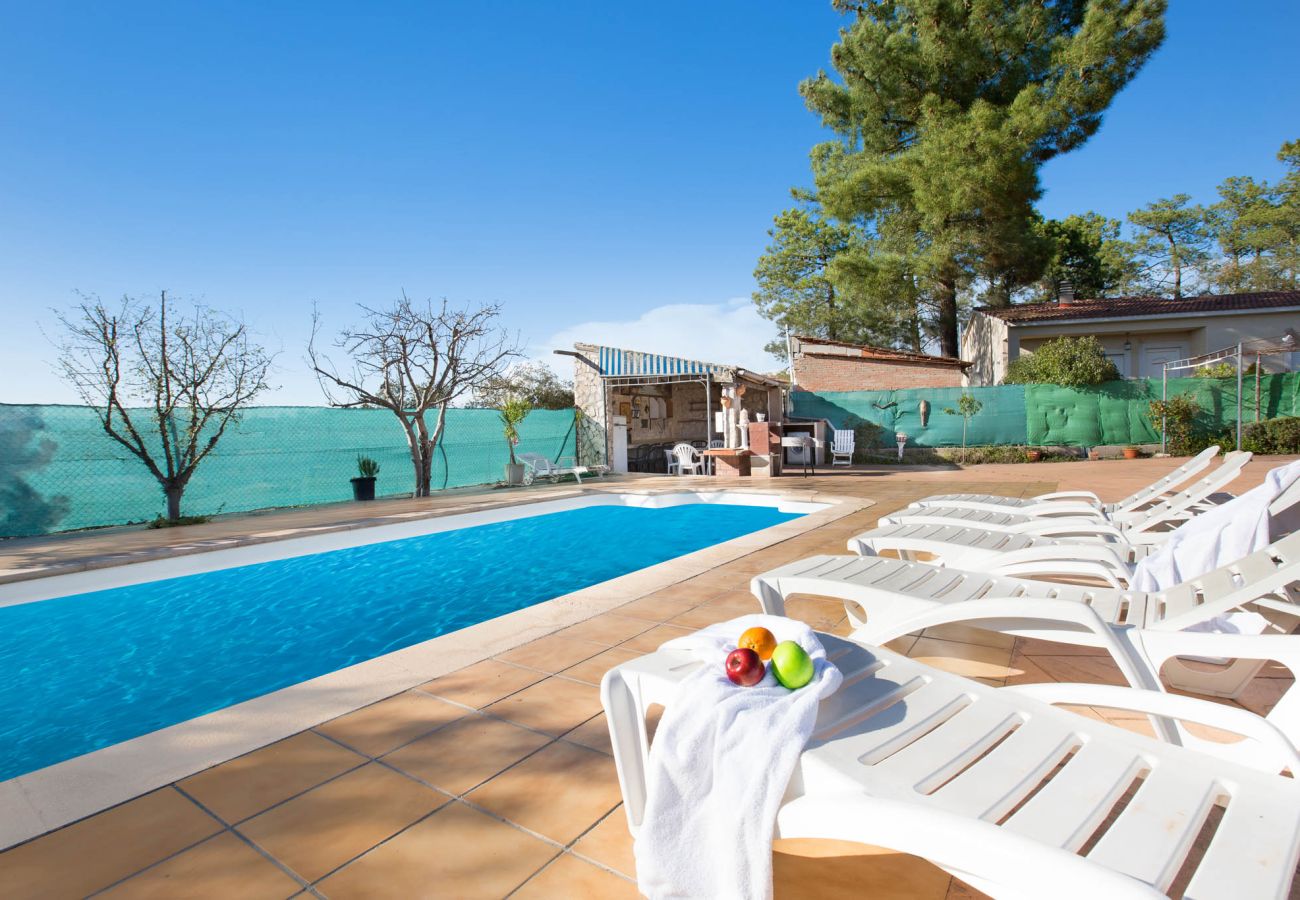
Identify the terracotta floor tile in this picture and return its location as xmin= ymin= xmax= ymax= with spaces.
xmin=783 ymin=596 xmax=851 ymax=633
xmin=99 ymin=831 xmax=301 ymax=900
xmin=615 ymin=593 xmax=700 ymax=622
xmin=773 ymin=839 xmax=952 ymax=900
xmin=563 ymin=712 xmax=613 ymax=756
xmin=466 ymin=741 xmax=622 ymax=844
xmin=315 ymin=691 xmax=464 ymax=756
xmin=383 ymin=715 xmax=552 ymax=795
xmin=561 ymin=646 xmax=642 ymax=686
xmin=619 ymin=623 xmax=694 ymax=653
xmin=485 ymin=675 xmax=604 ymax=736
xmin=1029 ymin=654 xmax=1127 ymax=686
xmin=554 ymin=613 xmax=655 ymax=646
xmin=180 ymin=732 xmax=366 ymax=824
xmin=513 ymin=852 xmax=639 ymax=899
xmin=496 ymin=634 xmax=609 ymax=673
xmin=237 ymin=763 xmax=444 ymax=883
xmin=701 ymin=589 xmax=759 ymax=612
xmin=907 ymin=637 xmax=1015 ymax=681
xmin=418 ymin=658 xmax=545 ymax=708
xmin=920 ymin=623 xmax=1016 ymax=650
xmin=0 ymin=789 xmax=221 ymax=899
xmin=667 ymin=603 xmax=740 ymax=629
xmin=572 ymin=809 xmax=636 ymax=878
xmin=316 ymin=802 xmax=557 ymax=899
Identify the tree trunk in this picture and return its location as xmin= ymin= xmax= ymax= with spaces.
xmin=165 ymin=484 xmax=183 ymax=521
xmin=1169 ymin=236 xmax=1182 ymax=299
xmin=936 ymin=277 xmax=959 ymax=358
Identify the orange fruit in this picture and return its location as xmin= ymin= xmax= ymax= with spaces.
xmin=738 ymin=626 xmax=778 ymax=661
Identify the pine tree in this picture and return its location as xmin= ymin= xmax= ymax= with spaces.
xmin=1128 ymin=194 xmax=1211 ymax=298
xmin=800 ymin=0 xmax=1165 ymax=356
xmin=1034 ymin=212 xmax=1142 ymax=300
xmin=752 ymin=196 xmax=879 ymax=357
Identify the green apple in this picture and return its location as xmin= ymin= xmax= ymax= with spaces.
xmin=770 ymin=641 xmax=814 ymax=690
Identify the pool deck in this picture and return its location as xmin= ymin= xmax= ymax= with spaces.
xmin=1 ymin=456 xmax=1296 ymax=899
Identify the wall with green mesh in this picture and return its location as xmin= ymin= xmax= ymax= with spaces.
xmin=0 ymin=405 xmax=578 ymax=537
xmin=793 ymin=372 xmax=1300 ymax=450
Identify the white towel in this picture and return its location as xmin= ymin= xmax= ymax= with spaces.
xmin=1131 ymin=459 xmax=1300 ymax=594
xmin=635 ymin=614 xmax=843 ymax=900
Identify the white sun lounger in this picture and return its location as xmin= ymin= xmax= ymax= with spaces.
xmin=518 ymin=452 xmax=588 ymax=484
xmin=881 ymin=451 xmax=1253 ymax=542
xmin=751 ymin=530 xmax=1300 ymax=755
xmin=911 ymin=445 xmax=1222 ymax=517
xmin=850 ymin=471 xmax=1300 ymax=589
xmin=602 ymin=632 xmax=1300 ymax=899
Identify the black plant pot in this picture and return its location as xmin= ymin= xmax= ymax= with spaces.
xmin=350 ymin=476 xmax=376 ymax=501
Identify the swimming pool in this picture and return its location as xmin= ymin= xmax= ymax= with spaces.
xmin=0 ymin=493 xmax=809 ymax=782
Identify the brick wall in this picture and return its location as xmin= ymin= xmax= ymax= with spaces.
xmin=793 ymin=353 xmax=965 ymax=392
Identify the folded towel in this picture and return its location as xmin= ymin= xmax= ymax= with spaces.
xmin=1131 ymin=458 xmax=1300 ymax=595
xmin=635 ymin=614 xmax=843 ymax=900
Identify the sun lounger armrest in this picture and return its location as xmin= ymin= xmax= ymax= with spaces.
xmin=985 ymin=546 xmax=1131 ymax=589
xmin=1034 ymin=490 xmax=1103 ymax=506
xmin=1020 ymin=501 xmax=1109 ymax=519
xmin=1004 ymin=682 xmax=1300 ymax=774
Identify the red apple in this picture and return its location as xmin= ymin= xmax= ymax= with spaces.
xmin=725 ymin=647 xmax=765 ymax=686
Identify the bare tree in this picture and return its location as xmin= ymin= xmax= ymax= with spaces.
xmin=308 ymin=295 xmax=520 ymax=497
xmin=55 ymin=291 xmax=274 ymax=522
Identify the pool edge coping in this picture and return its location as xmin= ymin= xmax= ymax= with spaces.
xmin=0 ymin=486 xmax=871 ymax=852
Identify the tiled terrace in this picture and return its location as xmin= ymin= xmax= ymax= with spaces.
xmin=0 ymin=456 xmax=1295 ymax=899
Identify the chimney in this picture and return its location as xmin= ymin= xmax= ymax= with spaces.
xmin=1058 ymin=281 xmax=1075 ymax=305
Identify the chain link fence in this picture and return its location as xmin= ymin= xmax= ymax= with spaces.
xmin=0 ymin=405 xmax=578 ymax=538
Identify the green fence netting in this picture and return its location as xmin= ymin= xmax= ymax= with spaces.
xmin=0 ymin=405 xmax=578 ymax=537
xmin=792 ymin=372 xmax=1300 ymax=450
xmin=792 ymin=385 xmax=1027 ymax=447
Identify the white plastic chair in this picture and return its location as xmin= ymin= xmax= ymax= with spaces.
xmin=831 ymin=429 xmax=855 ymax=466
xmin=672 ymin=442 xmax=704 ymax=476
xmin=602 ymin=632 xmax=1300 ymax=899
xmin=518 ymin=452 xmax=587 ymax=484
xmin=752 ymin=529 xmax=1300 ymax=757
xmin=663 ymin=448 xmax=680 ymax=476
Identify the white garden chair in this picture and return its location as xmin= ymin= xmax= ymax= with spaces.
xmin=831 ymin=429 xmax=855 ymax=466
xmin=882 ymin=451 xmax=1252 ymax=542
xmin=671 ymin=442 xmax=704 ymax=476
xmin=911 ymin=445 xmax=1222 ymax=517
xmin=602 ymin=632 xmax=1300 ymax=899
xmin=663 ymin=448 xmax=680 ymax=476
xmin=518 ymin=452 xmax=587 ymax=484
xmin=751 ymin=530 xmax=1300 ymax=757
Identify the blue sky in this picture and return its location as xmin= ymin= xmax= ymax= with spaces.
xmin=1 ymin=1 xmax=1296 ymax=403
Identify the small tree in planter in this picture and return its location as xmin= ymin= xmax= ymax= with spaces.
xmin=500 ymin=396 xmax=532 ymax=484
xmin=943 ymin=394 xmax=983 ymax=449
xmin=352 ymin=456 xmax=380 ymax=500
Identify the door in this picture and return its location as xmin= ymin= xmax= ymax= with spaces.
xmin=1104 ymin=350 xmax=1130 ymax=378
xmin=1141 ymin=344 xmax=1189 ymax=380
xmin=611 ymin=416 xmax=628 ymax=474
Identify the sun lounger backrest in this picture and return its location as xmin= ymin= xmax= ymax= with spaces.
xmin=1152 ymin=529 xmax=1300 ymax=629
xmin=1114 ymin=445 xmax=1219 ymax=512
xmin=1126 ymin=451 xmax=1251 ymax=534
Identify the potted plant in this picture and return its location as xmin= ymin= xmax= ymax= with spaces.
xmin=500 ymin=396 xmax=533 ymax=485
xmin=351 ymin=455 xmax=379 ymax=501
xmin=1122 ymin=445 xmax=1141 ymax=459
xmin=1025 ymin=448 xmax=1043 ymax=462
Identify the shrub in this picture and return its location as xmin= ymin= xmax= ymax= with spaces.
xmin=1194 ymin=361 xmax=1259 ymax=378
xmin=1003 ymin=335 xmax=1121 ymax=386
xmin=1243 ymin=416 xmax=1300 ymax=455
xmin=852 ymin=419 xmax=884 ymax=462
xmin=1147 ymin=395 xmax=1228 ymax=456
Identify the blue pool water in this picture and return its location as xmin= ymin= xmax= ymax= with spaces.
xmin=0 ymin=502 xmax=798 ymax=781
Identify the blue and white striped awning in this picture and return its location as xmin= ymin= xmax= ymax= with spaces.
xmin=597 ymin=345 xmax=729 ymax=378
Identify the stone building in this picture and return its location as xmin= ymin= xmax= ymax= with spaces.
xmin=563 ymin=343 xmax=785 ymax=472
